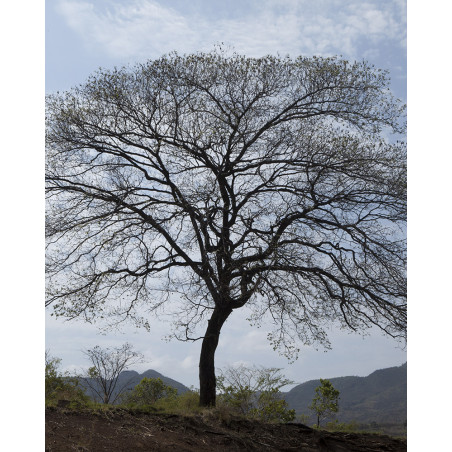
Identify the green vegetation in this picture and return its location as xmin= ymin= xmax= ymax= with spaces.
xmin=324 ymin=420 xmax=360 ymax=432
xmin=121 ymin=377 xmax=178 ymax=408
xmin=309 ymin=379 xmax=340 ymax=428
xmin=118 ymin=366 xmax=296 ymax=422
xmin=323 ymin=420 xmax=406 ymax=438
xmin=157 ymin=389 xmax=203 ymax=414
xmin=45 ymin=351 xmax=90 ymax=408
xmin=217 ymin=365 xmax=296 ymax=422
xmin=45 ymin=354 xmax=294 ymax=422
xmin=44 ymin=353 xmax=405 ymax=437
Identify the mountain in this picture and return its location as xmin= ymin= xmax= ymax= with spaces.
xmin=283 ymin=362 xmax=407 ymax=425
xmin=81 ymin=369 xmax=190 ymax=403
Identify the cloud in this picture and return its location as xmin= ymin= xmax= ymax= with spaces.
xmin=181 ymin=355 xmax=196 ymax=370
xmin=55 ymin=0 xmax=406 ymax=61
xmin=56 ymin=0 xmax=197 ymax=58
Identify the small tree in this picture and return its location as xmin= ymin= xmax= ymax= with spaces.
xmin=217 ymin=364 xmax=295 ymax=422
xmin=81 ymin=343 xmax=144 ymax=404
xmin=309 ymin=379 xmax=340 ymax=428
xmin=122 ymin=377 xmax=177 ymax=407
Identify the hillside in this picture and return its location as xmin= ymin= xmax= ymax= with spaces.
xmin=283 ymin=362 xmax=407 ymax=425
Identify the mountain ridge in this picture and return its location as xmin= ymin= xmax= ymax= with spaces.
xmin=282 ymin=362 xmax=407 ymax=424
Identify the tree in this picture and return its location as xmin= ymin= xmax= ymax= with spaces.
xmin=121 ymin=377 xmax=177 ymax=407
xmin=46 ymin=49 xmax=407 ymax=407
xmin=309 ymin=379 xmax=340 ymax=427
xmin=81 ymin=343 xmax=144 ymax=404
xmin=217 ymin=364 xmax=295 ymax=422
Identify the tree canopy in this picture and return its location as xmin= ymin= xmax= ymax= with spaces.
xmin=46 ymin=49 xmax=407 ymax=406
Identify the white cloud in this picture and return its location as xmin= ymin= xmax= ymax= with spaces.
xmin=181 ymin=355 xmax=196 ymax=370
xmin=55 ymin=0 xmax=406 ymax=60
xmin=345 ymin=1 xmax=405 ymax=42
xmin=57 ymin=0 xmax=197 ymax=57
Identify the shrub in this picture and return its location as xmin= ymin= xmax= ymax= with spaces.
xmin=251 ymin=388 xmax=296 ymax=423
xmin=121 ymin=377 xmax=177 ymax=408
xmin=217 ymin=365 xmax=295 ymax=422
xmin=156 ymin=389 xmax=203 ymax=414
xmin=45 ymin=351 xmax=90 ymax=407
xmin=325 ymin=420 xmax=359 ymax=432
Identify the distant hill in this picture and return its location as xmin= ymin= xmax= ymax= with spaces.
xmin=283 ymin=362 xmax=407 ymax=425
xmin=81 ymin=369 xmax=191 ymax=403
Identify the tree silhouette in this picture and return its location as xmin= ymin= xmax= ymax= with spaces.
xmin=46 ymin=49 xmax=407 ymax=406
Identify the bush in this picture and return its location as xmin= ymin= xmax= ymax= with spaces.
xmin=121 ymin=377 xmax=177 ymax=408
xmin=251 ymin=388 xmax=296 ymax=423
xmin=324 ymin=420 xmax=360 ymax=432
xmin=156 ymin=389 xmax=203 ymax=414
xmin=217 ymin=365 xmax=295 ymax=423
xmin=45 ymin=351 xmax=90 ymax=408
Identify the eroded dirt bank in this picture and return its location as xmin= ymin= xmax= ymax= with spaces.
xmin=45 ymin=407 xmax=407 ymax=452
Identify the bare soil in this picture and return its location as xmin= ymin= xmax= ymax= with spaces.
xmin=45 ymin=406 xmax=407 ymax=452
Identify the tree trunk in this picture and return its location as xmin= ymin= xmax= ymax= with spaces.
xmin=199 ymin=306 xmax=233 ymax=407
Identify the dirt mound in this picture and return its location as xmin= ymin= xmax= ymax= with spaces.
xmin=45 ymin=407 xmax=406 ymax=451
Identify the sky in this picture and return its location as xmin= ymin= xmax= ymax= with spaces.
xmin=4 ymin=0 xmax=452 ymax=449
xmin=46 ymin=0 xmax=407 ymax=100
xmin=42 ymin=0 xmax=410 ymax=390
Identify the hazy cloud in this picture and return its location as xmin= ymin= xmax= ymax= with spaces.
xmin=56 ymin=0 xmax=406 ymax=60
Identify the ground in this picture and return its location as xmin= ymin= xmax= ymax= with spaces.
xmin=45 ymin=407 xmax=407 ymax=452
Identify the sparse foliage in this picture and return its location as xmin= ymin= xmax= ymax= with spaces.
xmin=217 ymin=364 xmax=295 ymax=422
xmin=81 ymin=343 xmax=144 ymax=404
xmin=46 ymin=49 xmax=407 ymax=407
xmin=309 ymin=378 xmax=340 ymax=427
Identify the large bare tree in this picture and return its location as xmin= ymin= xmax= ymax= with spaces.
xmin=46 ymin=50 xmax=407 ymax=407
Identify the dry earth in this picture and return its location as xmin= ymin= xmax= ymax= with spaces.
xmin=46 ymin=407 xmax=407 ymax=452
